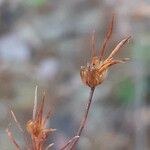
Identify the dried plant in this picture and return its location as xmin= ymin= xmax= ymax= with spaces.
xmin=69 ymin=15 xmax=131 ymax=150
xmin=6 ymin=15 xmax=131 ymax=150
xmin=6 ymin=87 xmax=79 ymax=150
xmin=80 ymin=16 xmax=130 ymax=88
xmin=6 ymin=86 xmax=56 ymax=150
xmin=26 ymin=92 xmax=56 ymax=150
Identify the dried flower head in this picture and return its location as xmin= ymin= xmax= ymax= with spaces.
xmin=26 ymin=92 xmax=56 ymax=149
xmin=6 ymin=86 xmax=56 ymax=150
xmin=80 ymin=16 xmax=130 ymax=88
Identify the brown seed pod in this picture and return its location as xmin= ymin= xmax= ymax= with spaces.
xmin=80 ymin=57 xmax=107 ymax=88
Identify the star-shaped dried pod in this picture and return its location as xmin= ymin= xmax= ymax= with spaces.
xmin=80 ymin=16 xmax=131 ymax=88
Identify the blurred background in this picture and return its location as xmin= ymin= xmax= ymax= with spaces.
xmin=0 ymin=0 xmax=150 ymax=149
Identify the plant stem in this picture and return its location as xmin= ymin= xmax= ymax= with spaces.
xmin=60 ymin=136 xmax=79 ymax=150
xmin=69 ymin=87 xmax=95 ymax=150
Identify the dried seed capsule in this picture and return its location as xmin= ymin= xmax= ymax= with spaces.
xmin=80 ymin=16 xmax=130 ymax=88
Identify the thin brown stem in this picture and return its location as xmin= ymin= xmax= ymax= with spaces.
xmin=10 ymin=110 xmax=31 ymax=150
xmin=6 ymin=129 xmax=21 ymax=150
xmin=11 ymin=110 xmax=24 ymax=133
xmin=60 ymin=136 xmax=79 ymax=150
xmin=69 ymin=87 xmax=95 ymax=150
